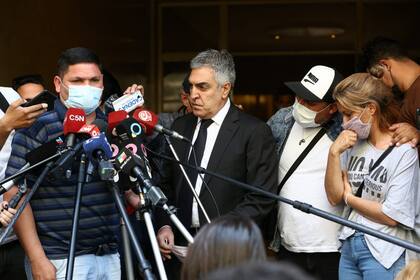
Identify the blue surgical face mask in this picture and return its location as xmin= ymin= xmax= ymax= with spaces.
xmin=61 ymin=82 xmax=103 ymax=115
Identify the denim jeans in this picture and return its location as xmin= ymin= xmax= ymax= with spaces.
xmin=339 ymin=233 xmax=405 ymax=280
xmin=25 ymin=253 xmax=120 ymax=280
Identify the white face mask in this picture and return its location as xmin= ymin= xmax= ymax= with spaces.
xmin=62 ymin=82 xmax=103 ymax=115
xmin=292 ymin=100 xmax=330 ymax=128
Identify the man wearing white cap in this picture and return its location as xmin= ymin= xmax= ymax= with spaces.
xmin=267 ymin=65 xmax=344 ymax=279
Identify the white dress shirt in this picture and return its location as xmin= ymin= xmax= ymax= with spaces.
xmin=189 ymin=98 xmax=231 ymax=227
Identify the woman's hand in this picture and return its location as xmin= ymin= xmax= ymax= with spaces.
xmin=330 ymin=130 xmax=358 ymax=156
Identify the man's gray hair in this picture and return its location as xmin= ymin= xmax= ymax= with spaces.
xmin=190 ymin=49 xmax=236 ymax=88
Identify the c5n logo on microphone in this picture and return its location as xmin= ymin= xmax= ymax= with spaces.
xmin=68 ymin=114 xmax=85 ymax=122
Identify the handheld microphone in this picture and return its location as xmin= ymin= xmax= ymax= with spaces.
xmin=112 ymin=91 xmax=144 ymax=113
xmin=63 ymin=108 xmax=86 ymax=148
xmin=51 ymin=121 xmax=102 ymax=177
xmin=132 ymin=109 xmax=188 ymax=141
xmin=115 ymin=117 xmax=145 ymax=142
xmin=107 ymin=110 xmax=128 ymax=135
xmin=83 ymin=133 xmax=113 ymax=161
xmin=77 ymin=124 xmax=100 ymax=137
xmin=83 ymin=133 xmax=115 ymax=181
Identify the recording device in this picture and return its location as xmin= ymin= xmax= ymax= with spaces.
xmin=112 ymin=91 xmax=144 ymax=113
xmin=21 ymin=90 xmax=56 ymax=111
xmin=132 ymin=108 xmax=188 ymax=141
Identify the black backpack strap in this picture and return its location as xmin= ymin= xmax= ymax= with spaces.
xmin=278 ymin=127 xmax=327 ymax=190
xmin=354 ymin=145 xmax=395 ymax=198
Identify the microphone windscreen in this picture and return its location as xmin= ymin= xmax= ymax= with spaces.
xmin=108 ymin=110 xmax=128 ymax=134
xmin=63 ymin=108 xmax=86 ymax=135
xmin=77 ymin=124 xmax=100 ymax=138
xmin=132 ymin=109 xmax=158 ymax=135
xmin=115 ymin=117 xmax=145 ymax=140
xmin=83 ymin=133 xmax=113 ymax=160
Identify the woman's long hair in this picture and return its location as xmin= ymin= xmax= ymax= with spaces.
xmin=181 ymin=216 xmax=266 ymax=280
xmin=333 ymin=72 xmax=401 ymax=132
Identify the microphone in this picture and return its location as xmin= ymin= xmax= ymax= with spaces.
xmin=63 ymin=108 xmax=86 ymax=148
xmin=108 ymin=110 xmax=128 ymax=135
xmin=115 ymin=117 xmax=145 ymax=142
xmin=114 ymin=147 xmax=167 ymax=206
xmin=0 ymin=135 xmax=66 ymax=195
xmin=132 ymin=109 xmax=188 ymax=141
xmin=51 ymin=120 xmax=103 ymax=177
xmin=83 ymin=133 xmax=115 ymax=181
xmin=83 ymin=133 xmax=113 ymax=161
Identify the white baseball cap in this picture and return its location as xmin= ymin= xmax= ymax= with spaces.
xmin=285 ymin=65 xmax=343 ymax=103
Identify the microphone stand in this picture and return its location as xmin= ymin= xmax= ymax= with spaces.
xmin=120 ymin=217 xmax=135 ymax=280
xmin=97 ymin=159 xmax=155 ymax=280
xmin=134 ymin=184 xmax=168 ymax=280
xmin=164 ymin=135 xmax=211 ymax=224
xmin=126 ymin=155 xmax=194 ymax=244
xmin=151 ymin=150 xmax=420 ymax=254
xmin=65 ymin=153 xmax=87 ymax=280
xmin=0 ymin=161 xmax=54 ymax=243
xmin=107 ymin=179 xmax=155 ymax=280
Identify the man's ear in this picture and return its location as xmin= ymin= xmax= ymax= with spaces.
xmin=379 ymin=59 xmax=391 ymax=71
xmin=329 ymin=103 xmax=338 ymax=114
xmin=53 ymin=75 xmax=62 ymax=93
xmin=221 ymin=83 xmax=231 ymax=99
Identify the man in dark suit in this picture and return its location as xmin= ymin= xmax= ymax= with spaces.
xmin=156 ymin=49 xmax=278 ymax=259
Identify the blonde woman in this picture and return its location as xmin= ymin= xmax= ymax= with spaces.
xmin=325 ymin=73 xmax=419 ymax=279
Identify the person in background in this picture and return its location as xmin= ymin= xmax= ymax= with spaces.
xmin=362 ymin=36 xmax=420 ymax=147
xmin=205 ymin=261 xmax=315 ymax=280
xmin=325 ymin=73 xmax=419 ymax=279
xmin=12 ymin=74 xmax=46 ymax=101
xmin=0 ymin=80 xmax=48 ymax=279
xmin=181 ymin=216 xmax=266 ymax=280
